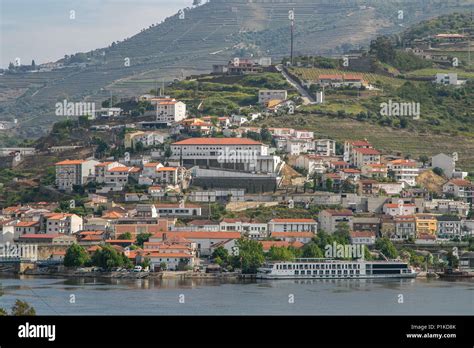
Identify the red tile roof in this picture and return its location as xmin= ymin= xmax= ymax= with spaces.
xmin=319 ymin=74 xmax=343 ymax=80
xmin=353 ymin=148 xmax=381 ymax=155
xmin=447 ymin=179 xmax=473 ymax=187
xmin=55 ymin=160 xmax=85 ymax=165
xmin=15 ymin=221 xmax=39 ymax=227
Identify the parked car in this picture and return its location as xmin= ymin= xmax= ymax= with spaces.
xmin=133 ymin=266 xmax=143 ymax=272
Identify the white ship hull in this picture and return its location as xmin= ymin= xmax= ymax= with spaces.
xmin=257 ymin=258 xmax=417 ymax=280
xmin=257 ymin=273 xmax=418 ymax=280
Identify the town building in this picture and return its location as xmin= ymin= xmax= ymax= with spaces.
xmin=268 ymin=218 xmax=317 ymax=234
xmin=415 ymin=214 xmax=438 ymax=235
xmin=55 ymin=159 xmax=99 ymax=191
xmin=153 ymin=98 xmax=186 ymax=124
xmin=170 ymin=138 xmax=282 ymax=174
xmin=350 ymin=231 xmax=376 ymax=245
xmin=387 ymin=159 xmax=419 ymax=186
xmin=318 ymin=209 xmax=353 ymax=233
xmin=436 ymin=215 xmax=462 ymax=239
xmin=443 ymin=179 xmax=474 ymax=203
xmin=45 ymin=213 xmax=83 ymax=235
xmin=219 ymin=218 xmax=268 ymax=239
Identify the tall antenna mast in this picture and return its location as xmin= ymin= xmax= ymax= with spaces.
xmin=289 ymin=8 xmax=295 ymax=66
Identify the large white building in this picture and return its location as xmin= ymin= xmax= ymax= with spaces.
xmin=170 ymin=138 xmax=282 ymax=174
xmin=268 ymin=218 xmax=317 ymax=233
xmin=387 ymin=159 xmax=419 ymax=186
xmin=55 ymin=159 xmax=99 ymax=191
xmin=153 ymin=98 xmax=186 ymax=124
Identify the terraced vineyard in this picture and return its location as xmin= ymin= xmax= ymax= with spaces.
xmin=290 ymin=67 xmax=405 ymax=88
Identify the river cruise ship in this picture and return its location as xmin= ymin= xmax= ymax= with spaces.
xmin=256 ymin=258 xmax=417 ymax=279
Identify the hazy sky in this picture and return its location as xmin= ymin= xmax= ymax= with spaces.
xmin=0 ymin=0 xmax=193 ymax=68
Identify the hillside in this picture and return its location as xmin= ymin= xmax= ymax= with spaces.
xmin=1 ymin=0 xmax=473 ymax=144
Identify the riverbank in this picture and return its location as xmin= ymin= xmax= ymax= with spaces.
xmin=7 ymin=268 xmax=241 ymax=280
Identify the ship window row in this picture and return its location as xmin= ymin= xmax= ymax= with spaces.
xmin=294 ymin=270 xmax=361 ymax=275
xmin=276 ymin=263 xmax=360 ymax=270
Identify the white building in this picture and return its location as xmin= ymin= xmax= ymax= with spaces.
xmin=387 ymin=159 xmax=419 ymax=186
xmin=55 ymin=159 xmax=99 ymax=191
xmin=435 ymin=73 xmax=465 ymax=86
xmin=170 ymin=138 xmax=282 ymax=174
xmin=350 ymin=231 xmax=376 ymax=245
xmin=45 ymin=213 xmax=83 ymax=235
xmin=352 ymin=148 xmax=381 ymax=168
xmin=436 ymin=216 xmax=463 ymax=239
xmin=219 ymin=218 xmax=268 ymax=239
xmin=443 ymin=179 xmax=474 ymax=202
xmin=104 ymin=167 xmax=141 ymax=188
xmin=268 ymin=218 xmax=317 ymax=233
xmin=315 ymin=139 xmax=336 ymax=157
xmin=153 ymin=98 xmax=186 ymax=124
xmin=154 ymin=203 xmax=202 ymax=217
xmin=383 ymin=203 xmax=417 ymax=217
xmin=95 ymin=162 xmax=125 ymax=184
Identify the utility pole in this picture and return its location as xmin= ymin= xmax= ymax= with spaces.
xmin=289 ymin=8 xmax=295 ymax=66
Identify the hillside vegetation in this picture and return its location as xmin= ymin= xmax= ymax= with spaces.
xmin=1 ymin=0 xmax=473 ymax=143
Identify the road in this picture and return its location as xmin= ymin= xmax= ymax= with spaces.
xmin=276 ymin=64 xmax=315 ymax=105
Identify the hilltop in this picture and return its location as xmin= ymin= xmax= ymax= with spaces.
xmin=1 ymin=0 xmax=473 ymax=144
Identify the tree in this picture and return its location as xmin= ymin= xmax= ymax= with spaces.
xmin=446 ymin=251 xmax=459 ymax=269
xmin=369 ymin=36 xmax=395 ymax=63
xmin=375 ymin=237 xmax=398 ymax=259
xmin=231 ymin=239 xmax=265 ymax=274
xmin=267 ymin=246 xmax=295 ymax=261
xmin=334 ymin=223 xmax=351 ymax=244
xmin=64 ymin=244 xmax=90 ymax=267
xmin=164 ymin=146 xmax=172 ymax=158
xmin=11 ymin=300 xmax=36 ymax=316
xmin=301 ymin=242 xmax=323 ymax=258
xmin=260 ymin=127 xmax=273 ymax=143
xmin=433 ymin=167 xmax=444 ymax=177
xmin=118 ymin=232 xmax=132 ymax=240
xmin=212 ymin=246 xmax=229 ymax=261
xmin=136 ymin=233 xmax=152 ymax=247
xmin=91 ymin=245 xmax=131 ymax=270
xmin=419 ymin=155 xmax=429 ymax=167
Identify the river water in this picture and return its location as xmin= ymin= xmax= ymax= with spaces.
xmin=0 ymin=275 xmax=472 ymax=315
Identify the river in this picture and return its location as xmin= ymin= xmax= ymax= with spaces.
xmin=0 ymin=275 xmax=472 ymax=315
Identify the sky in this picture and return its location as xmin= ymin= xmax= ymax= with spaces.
xmin=0 ymin=0 xmax=193 ymax=68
